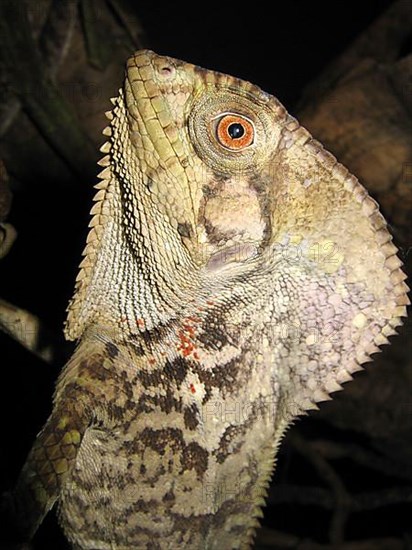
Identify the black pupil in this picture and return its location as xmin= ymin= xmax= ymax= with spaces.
xmin=227 ymin=122 xmax=245 ymax=139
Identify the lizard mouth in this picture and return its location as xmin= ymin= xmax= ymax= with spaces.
xmin=206 ymin=242 xmax=259 ymax=271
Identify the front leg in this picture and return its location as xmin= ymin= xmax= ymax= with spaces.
xmin=3 ymin=347 xmax=99 ymax=544
xmin=11 ymin=393 xmax=90 ymax=540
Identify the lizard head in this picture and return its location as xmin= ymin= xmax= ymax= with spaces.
xmin=65 ymin=50 xmax=408 ymax=397
xmin=65 ymin=50 xmax=288 ymax=337
xmin=122 ymin=50 xmax=286 ymax=269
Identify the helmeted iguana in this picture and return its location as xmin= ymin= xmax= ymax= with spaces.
xmin=6 ymin=50 xmax=409 ymax=549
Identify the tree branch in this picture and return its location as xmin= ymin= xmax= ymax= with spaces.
xmin=0 ymin=297 xmax=66 ymax=364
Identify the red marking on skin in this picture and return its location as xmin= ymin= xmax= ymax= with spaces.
xmin=176 ymin=317 xmax=203 ymax=358
xmin=187 ymin=316 xmax=201 ymax=324
xmin=189 ymin=383 xmax=196 ymax=394
xmin=183 ymin=326 xmax=195 ymax=338
xmin=137 ymin=318 xmax=145 ymax=329
xmin=206 ymin=300 xmax=214 ymax=306
xmin=177 ymin=324 xmax=198 ymax=358
xmin=193 ymin=352 xmax=200 ymax=361
xmin=148 ymin=357 xmax=156 ymax=365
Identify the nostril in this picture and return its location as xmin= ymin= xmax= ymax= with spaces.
xmin=159 ymin=65 xmax=174 ymax=76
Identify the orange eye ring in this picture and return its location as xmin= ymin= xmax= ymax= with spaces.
xmin=215 ymin=114 xmax=254 ymax=151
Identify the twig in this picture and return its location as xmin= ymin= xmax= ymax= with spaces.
xmin=0 ymin=1 xmax=96 ymax=180
xmin=0 ymin=223 xmax=17 ymax=259
xmin=0 ymin=160 xmax=12 ymax=220
xmin=107 ymin=0 xmax=147 ymax=50
xmin=298 ymin=0 xmax=412 ymax=108
xmin=269 ymin=483 xmax=412 ymax=511
xmin=0 ymin=0 xmax=78 ymax=138
xmin=355 ymin=486 xmax=412 ymax=510
xmin=255 ymin=527 xmax=405 ymax=550
xmin=288 ymin=433 xmax=352 ymax=544
xmin=0 ymin=160 xmax=16 ymax=259
xmin=310 ymin=438 xmax=412 ymax=482
xmin=80 ymin=0 xmax=110 ymax=70
xmin=334 ymin=0 xmax=412 ymax=64
xmin=39 ymin=0 xmax=79 ymax=79
xmin=0 ymin=297 xmax=64 ymax=364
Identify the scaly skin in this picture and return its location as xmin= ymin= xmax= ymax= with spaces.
xmin=9 ymin=50 xmax=409 ymax=549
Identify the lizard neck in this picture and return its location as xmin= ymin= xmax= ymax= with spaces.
xmin=65 ymin=91 xmax=201 ymax=340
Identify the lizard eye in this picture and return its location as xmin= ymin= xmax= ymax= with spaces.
xmin=215 ymin=114 xmax=255 ymax=151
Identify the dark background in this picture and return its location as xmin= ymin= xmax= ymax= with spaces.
xmin=0 ymin=1 xmax=410 ymax=548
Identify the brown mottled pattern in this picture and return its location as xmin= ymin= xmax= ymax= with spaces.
xmin=53 ymin=330 xmax=275 ymax=549
xmin=9 ymin=49 xmax=408 ymax=549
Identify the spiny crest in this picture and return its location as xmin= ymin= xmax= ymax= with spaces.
xmin=64 ymin=94 xmax=120 ymax=339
